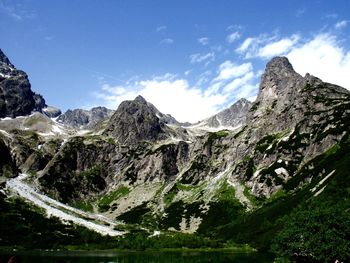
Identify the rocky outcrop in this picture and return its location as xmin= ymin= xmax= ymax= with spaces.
xmin=103 ymin=96 xmax=168 ymax=144
xmin=0 ymin=49 xmax=48 ymax=118
xmin=0 ymin=137 xmax=18 ymax=178
xmin=204 ymin=98 xmax=252 ymax=128
xmin=57 ymin=106 xmax=113 ymax=128
xmin=42 ymin=106 xmax=61 ymax=118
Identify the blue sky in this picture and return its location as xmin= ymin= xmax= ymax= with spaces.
xmin=1 ymin=0 xmax=350 ymax=122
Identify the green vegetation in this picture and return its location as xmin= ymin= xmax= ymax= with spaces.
xmin=98 ymin=186 xmax=130 ymax=212
xmin=243 ymin=185 xmax=262 ymax=207
xmin=70 ymin=199 xmax=94 ymax=212
xmin=250 ymin=101 xmax=260 ymax=111
xmin=181 ymin=154 xmax=209 ymax=184
xmin=76 ymin=165 xmax=102 ymax=179
xmin=272 ymin=201 xmax=350 ymax=262
xmin=116 ymin=202 xmax=151 ymax=224
xmin=0 ymin=194 xmax=115 ymax=249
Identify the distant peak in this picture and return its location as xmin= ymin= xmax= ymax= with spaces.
xmin=0 ymin=49 xmax=14 ymax=67
xmin=236 ymin=98 xmax=249 ymax=104
xmin=134 ymin=95 xmax=147 ymax=103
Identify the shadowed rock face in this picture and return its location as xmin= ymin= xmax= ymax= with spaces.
xmin=0 ymin=49 xmax=47 ymax=118
xmin=103 ymin=95 xmax=167 ymax=144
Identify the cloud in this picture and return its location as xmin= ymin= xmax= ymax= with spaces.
xmin=160 ymin=38 xmax=174 ymax=44
xmin=156 ymin=26 xmax=167 ymax=32
xmin=226 ymin=32 xmax=241 ymax=43
xmin=236 ymin=34 xmax=300 ymax=59
xmin=198 ymin=37 xmax=209 ymax=46
xmin=214 ymin=61 xmax=252 ymax=81
xmin=335 ymin=20 xmax=348 ymax=29
xmin=0 ymin=1 xmax=36 ymax=21
xmin=286 ymin=33 xmax=350 ymax=90
xmin=190 ymin=52 xmax=215 ymax=64
xmin=325 ymin=13 xmax=338 ymax=19
xmin=92 ymin=60 xmax=261 ymax=122
xmin=94 ymin=74 xmax=227 ymax=123
xmin=222 ymin=71 xmax=255 ymax=93
xmin=257 ymin=34 xmax=300 ymax=58
xmin=236 ymin=37 xmax=255 ymax=53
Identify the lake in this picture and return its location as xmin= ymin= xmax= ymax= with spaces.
xmin=0 ymin=250 xmax=274 ymax=263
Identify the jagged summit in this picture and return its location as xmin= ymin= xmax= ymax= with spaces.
xmin=0 ymin=48 xmax=60 ymax=118
xmin=259 ymin=56 xmax=302 ymax=92
xmin=103 ymin=95 xmax=167 ymax=144
xmin=0 ymin=48 xmax=13 ymax=67
xmin=198 ymin=98 xmax=252 ymax=129
xmin=265 ymin=56 xmax=295 ymax=74
xmin=134 ymin=95 xmax=147 ymax=103
xmin=57 ymin=106 xmax=113 ymax=128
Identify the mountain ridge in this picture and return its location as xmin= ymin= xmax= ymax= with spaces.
xmin=1 ymin=53 xmax=349 ymax=261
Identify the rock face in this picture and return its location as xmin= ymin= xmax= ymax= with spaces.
xmin=204 ymin=98 xmax=252 ymax=128
xmin=57 ymin=106 xmax=113 ymax=128
xmin=103 ymin=96 xmax=168 ymax=144
xmin=42 ymin=106 xmax=62 ymax=118
xmin=0 ymin=49 xmax=48 ymax=118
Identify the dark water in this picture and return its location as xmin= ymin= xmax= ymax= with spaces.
xmin=0 ymin=250 xmax=274 ymax=263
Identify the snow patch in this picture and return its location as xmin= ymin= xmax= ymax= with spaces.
xmin=311 ymin=170 xmax=335 ymax=193
xmin=274 ymin=167 xmax=289 ymax=177
xmin=6 ymin=174 xmax=123 ymax=236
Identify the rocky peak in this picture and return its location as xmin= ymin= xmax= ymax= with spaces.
xmin=201 ymin=98 xmax=252 ymax=129
xmin=57 ymin=106 xmax=113 ymax=128
xmin=134 ymin=95 xmax=147 ymax=103
xmin=0 ymin=49 xmax=13 ymax=67
xmin=103 ymin=96 xmax=167 ymax=144
xmin=253 ymin=56 xmax=306 ymax=112
xmin=257 ymin=57 xmax=304 ymax=100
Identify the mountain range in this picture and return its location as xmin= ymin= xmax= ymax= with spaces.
xmin=0 ymin=48 xmax=349 ymax=262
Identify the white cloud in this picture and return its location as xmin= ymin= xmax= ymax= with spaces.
xmin=214 ymin=61 xmax=252 ymax=81
xmin=236 ymin=33 xmax=299 ymax=59
xmin=287 ymin=33 xmax=350 ymax=90
xmin=257 ymin=34 xmax=300 ymax=58
xmin=156 ymin=26 xmax=167 ymax=32
xmin=223 ymin=71 xmax=255 ymax=93
xmin=94 ymin=75 xmax=227 ymax=123
xmin=190 ymin=52 xmax=215 ymax=64
xmin=92 ymin=59 xmax=261 ymax=122
xmin=236 ymin=37 xmax=255 ymax=53
xmin=198 ymin=37 xmax=209 ymax=45
xmin=335 ymin=20 xmax=348 ymax=29
xmin=160 ymin=38 xmax=174 ymax=44
xmin=0 ymin=1 xmax=35 ymax=21
xmin=226 ymin=32 xmax=241 ymax=43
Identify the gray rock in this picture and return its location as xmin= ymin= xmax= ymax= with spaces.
xmin=42 ymin=106 xmax=62 ymax=118
xmin=204 ymin=98 xmax=252 ymax=128
xmin=0 ymin=49 xmax=48 ymax=118
xmin=103 ymin=95 xmax=168 ymax=144
xmin=57 ymin=106 xmax=113 ymax=128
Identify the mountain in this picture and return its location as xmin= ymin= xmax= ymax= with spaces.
xmin=0 ymin=49 xmax=43 ymax=117
xmin=103 ymin=95 xmax=169 ymax=143
xmin=57 ymin=106 xmax=113 ymax=129
xmin=194 ymin=98 xmax=252 ymax=130
xmin=0 ymin=49 xmax=61 ymax=118
xmin=1 ymin=55 xmax=349 ymax=261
